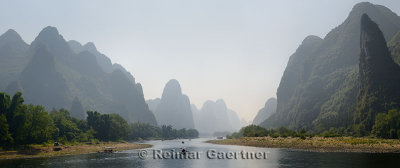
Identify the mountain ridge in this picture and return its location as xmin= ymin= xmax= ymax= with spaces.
xmin=0 ymin=26 xmax=157 ymax=125
xmin=261 ymin=2 xmax=400 ymax=131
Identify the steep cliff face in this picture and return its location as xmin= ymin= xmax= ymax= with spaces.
xmin=19 ymin=45 xmax=69 ymax=109
xmin=262 ymin=2 xmax=400 ymax=131
xmin=355 ymin=14 xmax=400 ymax=133
xmin=0 ymin=29 xmax=29 ymax=90
xmin=253 ymin=98 xmax=277 ymax=125
xmin=154 ymin=79 xmax=195 ymax=129
xmin=0 ymin=27 xmax=157 ymax=125
xmin=389 ymin=32 xmax=400 ymax=65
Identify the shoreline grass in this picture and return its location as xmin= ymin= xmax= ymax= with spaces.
xmin=207 ymin=137 xmax=400 ymax=153
xmin=0 ymin=141 xmax=152 ymax=160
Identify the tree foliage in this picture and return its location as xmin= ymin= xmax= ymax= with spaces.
xmin=0 ymin=92 xmax=200 ymax=149
xmin=372 ymin=109 xmax=400 ymax=139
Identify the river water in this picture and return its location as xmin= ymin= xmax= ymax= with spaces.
xmin=1 ymin=138 xmax=400 ymax=168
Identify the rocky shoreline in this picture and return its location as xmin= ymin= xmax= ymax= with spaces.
xmin=207 ymin=137 xmax=400 ymax=153
xmin=0 ymin=142 xmax=152 ymax=160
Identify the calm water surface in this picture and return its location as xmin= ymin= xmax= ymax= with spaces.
xmin=1 ymin=138 xmax=400 ymax=168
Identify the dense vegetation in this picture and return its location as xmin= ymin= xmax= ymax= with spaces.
xmin=227 ymin=125 xmax=313 ymax=140
xmin=228 ymin=122 xmax=400 ymax=140
xmin=0 ymin=92 xmax=199 ymax=149
xmin=128 ymin=123 xmax=199 ymax=140
xmin=260 ymin=3 xmax=400 ymax=138
xmin=372 ymin=109 xmax=400 ymax=139
xmin=234 ymin=107 xmax=400 ymax=139
xmin=354 ymin=14 xmax=400 ymax=136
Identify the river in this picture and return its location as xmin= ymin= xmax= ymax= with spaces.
xmin=1 ymin=138 xmax=400 ymax=168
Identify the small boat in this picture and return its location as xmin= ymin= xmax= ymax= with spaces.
xmin=103 ymin=147 xmax=116 ymax=153
xmin=53 ymin=142 xmax=62 ymax=151
xmin=181 ymin=147 xmax=187 ymax=155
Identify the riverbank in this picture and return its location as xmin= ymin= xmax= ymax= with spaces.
xmin=0 ymin=142 xmax=152 ymax=160
xmin=207 ymin=137 xmax=400 ymax=153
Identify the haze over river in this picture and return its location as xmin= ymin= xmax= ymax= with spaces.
xmin=1 ymin=138 xmax=400 ymax=168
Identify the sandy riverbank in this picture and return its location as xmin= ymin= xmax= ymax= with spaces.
xmin=207 ymin=137 xmax=400 ymax=153
xmin=0 ymin=142 xmax=152 ymax=160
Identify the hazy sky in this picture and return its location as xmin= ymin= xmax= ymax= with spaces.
xmin=1 ymin=0 xmax=399 ymax=122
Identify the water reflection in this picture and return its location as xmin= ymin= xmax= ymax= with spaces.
xmin=0 ymin=138 xmax=399 ymax=168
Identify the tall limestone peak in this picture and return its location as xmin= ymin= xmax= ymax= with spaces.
xmin=195 ymin=99 xmax=240 ymax=134
xmin=154 ymin=79 xmax=194 ymax=129
xmin=20 ymin=45 xmax=69 ymax=109
xmin=0 ymin=29 xmax=29 ymax=58
xmin=30 ymin=26 xmax=73 ymax=58
xmin=263 ymin=2 xmax=400 ymax=130
xmin=161 ymin=79 xmax=182 ymax=99
xmin=348 ymin=2 xmax=400 ymax=41
xmin=33 ymin=26 xmax=63 ymax=46
xmin=0 ymin=27 xmax=157 ymax=125
xmin=355 ymin=14 xmax=400 ymax=132
xmin=0 ymin=29 xmax=26 ymax=46
xmin=82 ymin=42 xmax=114 ymax=73
xmin=359 ymin=14 xmax=396 ymax=72
xmin=0 ymin=29 xmax=29 ymax=90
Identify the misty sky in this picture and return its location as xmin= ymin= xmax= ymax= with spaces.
xmin=1 ymin=0 xmax=399 ymax=122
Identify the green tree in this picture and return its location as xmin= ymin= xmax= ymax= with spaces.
xmin=128 ymin=122 xmax=159 ymax=140
xmin=242 ymin=125 xmax=269 ymax=137
xmin=25 ymin=105 xmax=55 ymax=144
xmin=87 ymin=111 xmax=128 ymax=141
xmin=161 ymin=125 xmax=175 ymax=139
xmin=108 ymin=114 xmax=129 ymax=141
xmin=372 ymin=109 xmax=400 ymax=139
xmin=0 ymin=93 xmax=10 ymax=115
xmin=50 ymin=108 xmax=80 ymax=142
xmin=7 ymin=92 xmax=24 ymax=123
xmin=185 ymin=129 xmax=199 ymax=138
xmin=0 ymin=114 xmax=13 ymax=147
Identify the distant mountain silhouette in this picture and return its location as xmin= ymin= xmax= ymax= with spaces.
xmin=19 ymin=44 xmax=69 ymax=109
xmin=261 ymin=2 xmax=400 ymax=131
xmin=226 ymin=109 xmax=242 ymax=131
xmin=0 ymin=29 xmax=29 ymax=90
xmin=253 ymin=98 xmax=277 ymax=125
xmin=67 ymin=40 xmax=134 ymax=82
xmin=152 ymin=79 xmax=195 ymax=129
xmin=194 ymin=99 xmax=241 ymax=134
xmin=0 ymin=26 xmax=156 ymax=125
xmin=146 ymin=98 xmax=160 ymax=114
